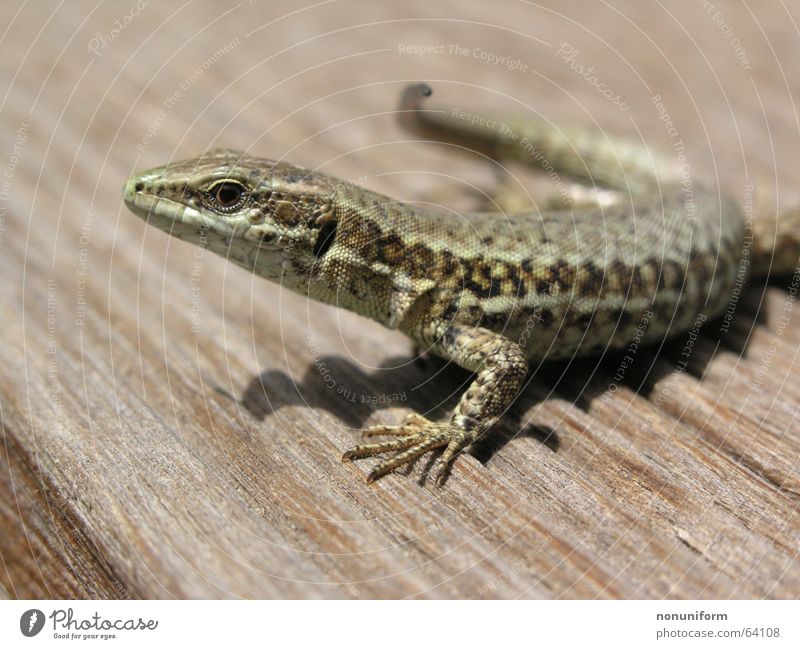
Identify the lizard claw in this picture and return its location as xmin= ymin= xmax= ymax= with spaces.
xmin=341 ymin=414 xmax=470 ymax=484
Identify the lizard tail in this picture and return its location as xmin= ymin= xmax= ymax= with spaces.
xmin=398 ymin=83 xmax=675 ymax=195
xmin=398 ymin=83 xmax=502 ymax=159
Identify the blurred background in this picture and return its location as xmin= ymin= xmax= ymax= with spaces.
xmin=1 ymin=1 xmax=799 ymax=599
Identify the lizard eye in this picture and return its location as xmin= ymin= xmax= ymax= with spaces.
xmin=208 ymin=181 xmax=246 ymax=212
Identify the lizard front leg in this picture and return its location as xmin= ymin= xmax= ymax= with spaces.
xmin=342 ymin=324 xmax=528 ymax=484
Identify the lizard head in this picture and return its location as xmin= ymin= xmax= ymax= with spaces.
xmin=123 ymin=149 xmax=340 ymax=286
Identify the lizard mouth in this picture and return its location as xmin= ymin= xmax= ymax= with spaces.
xmin=123 ymin=174 xmax=187 ymax=224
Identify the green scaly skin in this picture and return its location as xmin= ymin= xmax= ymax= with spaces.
xmin=123 ymin=84 xmax=799 ymax=485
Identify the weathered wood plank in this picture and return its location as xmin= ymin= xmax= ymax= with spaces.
xmin=0 ymin=0 xmax=799 ymax=599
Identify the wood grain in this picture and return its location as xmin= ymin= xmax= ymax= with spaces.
xmin=1 ymin=0 xmax=799 ymax=598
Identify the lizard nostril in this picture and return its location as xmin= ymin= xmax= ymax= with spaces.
xmin=134 ymin=182 xmax=144 ymax=192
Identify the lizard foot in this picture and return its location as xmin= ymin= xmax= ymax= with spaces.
xmin=341 ymin=413 xmax=471 ymax=485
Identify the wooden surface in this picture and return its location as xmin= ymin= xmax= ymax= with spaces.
xmin=2 ymin=0 xmax=800 ymax=599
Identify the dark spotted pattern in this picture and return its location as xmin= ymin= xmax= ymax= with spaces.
xmin=328 ymin=181 xmax=745 ymax=359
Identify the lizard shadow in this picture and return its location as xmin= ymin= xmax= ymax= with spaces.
xmin=469 ymin=277 xmax=773 ymax=472
xmin=232 ymin=278 xmax=774 ymax=484
xmin=236 ymin=354 xmax=458 ymax=428
xmin=236 ymin=351 xmax=556 ymax=429
xmin=232 ymin=351 xmax=559 ymax=484
xmin=554 ymin=280 xmax=770 ymax=408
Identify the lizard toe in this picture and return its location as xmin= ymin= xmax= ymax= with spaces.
xmin=343 ymin=416 xmax=472 ymax=484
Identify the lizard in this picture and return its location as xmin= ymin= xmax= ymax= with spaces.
xmin=123 ymin=83 xmax=800 ymax=485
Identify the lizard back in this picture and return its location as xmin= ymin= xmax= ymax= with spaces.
xmin=328 ymin=182 xmax=745 ymax=361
